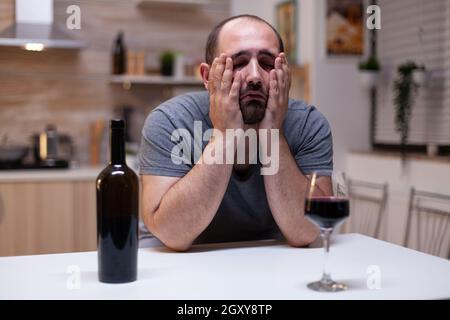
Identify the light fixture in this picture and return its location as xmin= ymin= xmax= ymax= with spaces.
xmin=24 ymin=42 xmax=45 ymax=51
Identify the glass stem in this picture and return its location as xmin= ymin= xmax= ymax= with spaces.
xmin=320 ymin=228 xmax=333 ymax=283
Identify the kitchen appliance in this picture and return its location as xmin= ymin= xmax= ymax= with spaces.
xmin=0 ymin=159 xmax=68 ymax=170
xmin=0 ymin=134 xmax=30 ymax=169
xmin=0 ymin=0 xmax=84 ymax=50
xmin=0 ymin=146 xmax=29 ymax=165
xmin=32 ymin=124 xmax=73 ymax=167
xmin=0 ymin=125 xmax=73 ymax=170
xmin=36 ymin=124 xmax=59 ymax=163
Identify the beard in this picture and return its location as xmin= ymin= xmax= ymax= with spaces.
xmin=239 ymin=98 xmax=267 ymax=124
xmin=239 ymin=82 xmax=268 ymax=124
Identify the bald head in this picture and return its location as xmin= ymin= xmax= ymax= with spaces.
xmin=205 ymin=15 xmax=284 ymax=65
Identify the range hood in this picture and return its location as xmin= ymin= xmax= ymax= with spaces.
xmin=0 ymin=0 xmax=84 ymax=50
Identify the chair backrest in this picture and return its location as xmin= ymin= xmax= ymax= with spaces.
xmin=404 ymin=188 xmax=450 ymax=259
xmin=347 ymin=179 xmax=388 ymax=239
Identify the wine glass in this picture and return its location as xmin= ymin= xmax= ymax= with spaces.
xmin=304 ymin=171 xmax=349 ymax=292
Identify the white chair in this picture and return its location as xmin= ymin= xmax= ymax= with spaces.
xmin=404 ymin=188 xmax=450 ymax=259
xmin=346 ymin=179 xmax=388 ymax=239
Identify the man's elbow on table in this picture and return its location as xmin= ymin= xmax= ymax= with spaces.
xmin=163 ymin=239 xmax=192 ymax=252
xmin=143 ymin=211 xmax=193 ymax=252
xmin=149 ymin=229 xmax=193 ymax=252
xmin=286 ymin=230 xmax=320 ymax=248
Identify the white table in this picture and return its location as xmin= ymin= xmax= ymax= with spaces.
xmin=0 ymin=234 xmax=449 ymax=299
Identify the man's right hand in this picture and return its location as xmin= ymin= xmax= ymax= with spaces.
xmin=208 ymin=53 xmax=243 ymax=132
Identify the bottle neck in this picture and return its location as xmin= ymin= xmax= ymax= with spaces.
xmin=110 ymin=128 xmax=126 ymax=165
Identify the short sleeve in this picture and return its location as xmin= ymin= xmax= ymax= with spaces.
xmin=294 ymin=107 xmax=333 ymax=176
xmin=138 ymin=109 xmax=193 ymax=177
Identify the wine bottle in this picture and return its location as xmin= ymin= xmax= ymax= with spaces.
xmin=96 ymin=119 xmax=139 ymax=283
xmin=112 ymin=31 xmax=127 ymax=75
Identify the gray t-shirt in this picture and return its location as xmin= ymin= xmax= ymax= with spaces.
xmin=139 ymin=91 xmax=333 ymax=244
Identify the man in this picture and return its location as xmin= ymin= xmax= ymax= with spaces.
xmin=139 ymin=15 xmax=333 ymax=251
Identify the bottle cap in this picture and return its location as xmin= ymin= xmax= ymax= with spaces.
xmin=111 ymin=119 xmax=125 ymax=129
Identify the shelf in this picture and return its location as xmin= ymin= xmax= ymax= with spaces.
xmin=110 ymin=75 xmax=203 ymax=86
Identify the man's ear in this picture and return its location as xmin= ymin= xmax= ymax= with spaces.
xmin=199 ymin=62 xmax=210 ymax=91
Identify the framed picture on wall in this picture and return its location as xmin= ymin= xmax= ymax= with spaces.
xmin=326 ymin=0 xmax=364 ymax=56
xmin=276 ymin=0 xmax=297 ymax=64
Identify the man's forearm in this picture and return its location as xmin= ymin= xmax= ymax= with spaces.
xmin=263 ymin=135 xmax=320 ymax=247
xmin=149 ymin=137 xmax=233 ymax=251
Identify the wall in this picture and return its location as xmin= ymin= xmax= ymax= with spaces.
xmin=0 ymin=0 xmax=229 ymax=165
xmin=307 ymin=0 xmax=371 ymax=171
xmin=232 ymin=0 xmax=371 ymax=171
xmin=230 ymin=0 xmax=275 ymax=25
xmin=375 ymin=0 xmax=450 ymax=145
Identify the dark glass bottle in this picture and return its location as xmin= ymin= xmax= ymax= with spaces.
xmin=96 ymin=119 xmax=138 ymax=283
xmin=112 ymin=31 xmax=127 ymax=75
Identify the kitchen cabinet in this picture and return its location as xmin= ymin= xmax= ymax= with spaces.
xmin=0 ymin=180 xmax=97 ymax=256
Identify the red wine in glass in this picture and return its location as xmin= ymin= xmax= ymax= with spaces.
xmin=305 ymin=196 xmax=349 ymax=229
xmin=304 ymin=171 xmax=350 ymax=292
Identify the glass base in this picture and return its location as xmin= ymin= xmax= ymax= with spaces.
xmin=307 ymin=278 xmax=347 ymax=292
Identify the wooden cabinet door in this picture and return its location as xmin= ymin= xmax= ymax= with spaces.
xmin=72 ymin=181 xmax=97 ymax=252
xmin=0 ymin=183 xmax=19 ymax=256
xmin=0 ymin=181 xmax=97 ymax=256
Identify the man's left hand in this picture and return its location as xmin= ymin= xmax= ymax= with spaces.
xmin=260 ymin=52 xmax=291 ymax=130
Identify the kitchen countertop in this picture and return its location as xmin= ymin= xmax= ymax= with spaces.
xmin=0 ymin=234 xmax=449 ymax=299
xmin=0 ymin=166 xmax=106 ymax=183
xmin=0 ymin=155 xmax=140 ymax=183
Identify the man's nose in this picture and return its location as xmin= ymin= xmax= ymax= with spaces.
xmin=246 ymin=60 xmax=262 ymax=88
